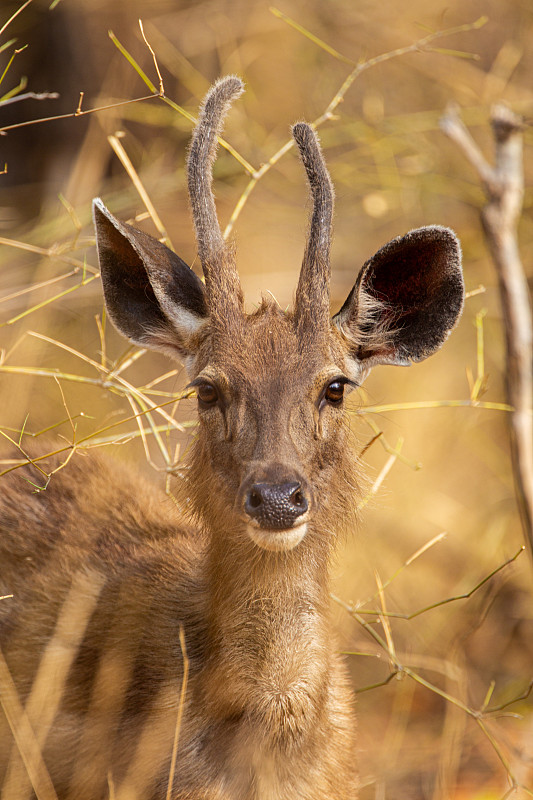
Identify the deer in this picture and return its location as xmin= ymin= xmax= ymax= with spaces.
xmin=0 ymin=76 xmax=464 ymax=800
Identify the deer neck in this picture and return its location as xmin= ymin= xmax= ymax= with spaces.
xmin=208 ymin=524 xmax=332 ymax=634
xmin=198 ymin=520 xmax=334 ymax=737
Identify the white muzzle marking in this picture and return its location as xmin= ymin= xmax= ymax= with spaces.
xmin=246 ymin=523 xmax=308 ymax=552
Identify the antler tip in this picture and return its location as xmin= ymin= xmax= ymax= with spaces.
xmin=208 ymin=75 xmax=245 ymax=105
xmin=291 ymin=121 xmax=314 ymax=147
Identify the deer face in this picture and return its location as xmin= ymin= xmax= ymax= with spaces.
xmin=94 ymin=77 xmax=464 ymax=552
xmin=186 ymin=303 xmax=358 ymax=551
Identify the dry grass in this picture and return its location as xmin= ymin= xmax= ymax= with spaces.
xmin=1 ymin=0 xmax=532 ymax=797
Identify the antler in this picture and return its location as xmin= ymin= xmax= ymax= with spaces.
xmin=187 ymin=76 xmax=245 ymax=321
xmin=292 ymin=123 xmax=334 ymax=333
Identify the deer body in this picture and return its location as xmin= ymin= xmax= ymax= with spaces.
xmin=0 ymin=77 xmax=464 ymax=799
xmin=0 ymin=445 xmax=354 ymax=799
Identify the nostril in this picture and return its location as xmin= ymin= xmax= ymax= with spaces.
xmin=292 ymin=489 xmax=304 ymax=508
xmin=249 ymin=489 xmax=262 ymax=509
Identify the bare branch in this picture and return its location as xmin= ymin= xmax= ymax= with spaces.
xmin=138 ymin=19 xmax=164 ymax=97
xmin=0 ymin=93 xmax=158 ymax=135
xmin=0 ymin=0 xmax=33 ymax=37
xmin=0 ymin=91 xmax=59 ymax=108
xmin=440 ymin=103 xmax=496 ymax=189
xmin=441 ymin=103 xmax=533 ymax=564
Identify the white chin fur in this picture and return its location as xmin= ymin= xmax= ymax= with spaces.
xmin=246 ymin=523 xmax=307 ymax=552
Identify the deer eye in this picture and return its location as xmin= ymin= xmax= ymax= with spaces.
xmin=324 ymin=380 xmax=345 ymax=406
xmin=196 ymin=383 xmax=219 ymax=408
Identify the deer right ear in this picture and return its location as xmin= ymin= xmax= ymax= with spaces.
xmin=333 ymin=226 xmax=464 ymax=380
xmin=93 ymin=199 xmax=208 ymax=361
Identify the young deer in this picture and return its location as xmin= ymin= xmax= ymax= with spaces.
xmin=0 ymin=77 xmax=464 ymax=800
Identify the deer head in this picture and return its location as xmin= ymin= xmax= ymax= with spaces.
xmin=93 ymin=76 xmax=463 ymax=554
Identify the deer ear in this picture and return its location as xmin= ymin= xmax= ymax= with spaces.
xmin=93 ymin=199 xmax=208 ymax=360
xmin=333 ymin=226 xmax=463 ymax=376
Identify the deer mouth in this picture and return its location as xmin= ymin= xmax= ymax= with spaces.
xmin=246 ymin=522 xmax=308 ymax=552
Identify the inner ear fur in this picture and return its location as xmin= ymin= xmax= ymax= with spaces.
xmin=333 ymin=226 xmax=464 ymax=368
xmin=93 ymin=199 xmax=208 ymax=358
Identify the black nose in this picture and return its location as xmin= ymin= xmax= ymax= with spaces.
xmin=244 ymin=482 xmax=308 ymax=529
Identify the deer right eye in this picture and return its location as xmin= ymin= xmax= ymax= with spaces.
xmin=196 ymin=383 xmax=219 ymax=408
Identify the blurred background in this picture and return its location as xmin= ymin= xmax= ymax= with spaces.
xmin=1 ymin=0 xmax=532 ymax=797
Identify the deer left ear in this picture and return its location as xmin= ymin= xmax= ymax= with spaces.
xmin=93 ymin=199 xmax=208 ymax=361
xmin=333 ymin=226 xmax=464 ymax=375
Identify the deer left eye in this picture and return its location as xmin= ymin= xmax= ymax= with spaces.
xmin=324 ymin=380 xmax=345 ymax=406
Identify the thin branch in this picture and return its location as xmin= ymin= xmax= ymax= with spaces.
xmin=0 ymin=91 xmax=59 ymax=108
xmin=440 ymin=103 xmax=495 ymax=188
xmin=0 ymin=93 xmax=158 ymax=135
xmin=355 ymin=546 xmax=524 ymax=620
xmin=358 ymin=399 xmax=515 ymax=414
xmin=107 ymin=133 xmax=173 ymax=249
xmin=107 ymin=31 xmax=255 ymax=176
xmin=0 ymin=646 xmax=59 ymax=800
xmin=165 ymin=626 xmax=189 ymax=800
xmin=138 ymin=19 xmax=164 ymax=97
xmin=222 ymin=15 xmax=488 ymax=238
xmin=1 ymin=572 xmax=103 ymax=799
xmin=356 ymin=437 xmax=404 ymax=511
xmin=332 ymin=542 xmax=531 ymax=794
xmin=359 ymin=532 xmax=447 ymax=608
xmin=485 ymin=679 xmax=533 ymax=715
xmin=0 ymin=0 xmax=33 ymax=37
xmin=0 ymin=237 xmax=97 ymax=272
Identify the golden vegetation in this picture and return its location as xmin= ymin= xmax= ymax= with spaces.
xmin=0 ymin=0 xmax=532 ymax=797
